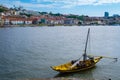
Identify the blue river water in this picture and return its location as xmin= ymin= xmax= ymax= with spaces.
xmin=0 ymin=26 xmax=120 ymax=80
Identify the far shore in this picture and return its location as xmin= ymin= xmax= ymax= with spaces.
xmin=0 ymin=24 xmax=81 ymax=28
xmin=0 ymin=24 xmax=120 ymax=28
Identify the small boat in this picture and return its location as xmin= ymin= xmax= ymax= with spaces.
xmin=51 ymin=56 xmax=102 ymax=73
xmin=51 ymin=28 xmax=116 ymax=73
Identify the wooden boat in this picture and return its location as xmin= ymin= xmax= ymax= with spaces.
xmin=51 ymin=28 xmax=103 ymax=73
xmin=51 ymin=56 xmax=102 ymax=73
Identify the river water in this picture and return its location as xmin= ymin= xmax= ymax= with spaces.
xmin=0 ymin=26 xmax=120 ymax=80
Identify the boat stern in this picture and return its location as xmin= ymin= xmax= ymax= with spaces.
xmin=94 ymin=56 xmax=102 ymax=63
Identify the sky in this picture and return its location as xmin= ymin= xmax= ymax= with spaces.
xmin=1 ymin=0 xmax=120 ymax=16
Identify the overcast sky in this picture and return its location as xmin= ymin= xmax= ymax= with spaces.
xmin=1 ymin=0 xmax=120 ymax=16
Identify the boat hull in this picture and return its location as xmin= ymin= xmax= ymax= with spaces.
xmin=51 ymin=57 xmax=102 ymax=73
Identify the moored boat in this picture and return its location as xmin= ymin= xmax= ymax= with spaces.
xmin=51 ymin=56 xmax=102 ymax=73
xmin=51 ymin=28 xmax=117 ymax=73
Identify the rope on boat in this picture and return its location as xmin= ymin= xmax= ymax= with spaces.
xmin=70 ymin=56 xmax=82 ymax=68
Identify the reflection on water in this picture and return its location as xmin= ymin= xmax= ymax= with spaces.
xmin=54 ymin=67 xmax=96 ymax=79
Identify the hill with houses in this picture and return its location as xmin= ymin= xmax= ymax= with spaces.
xmin=0 ymin=5 xmax=120 ymax=27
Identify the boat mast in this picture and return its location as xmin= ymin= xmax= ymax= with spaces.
xmin=83 ymin=28 xmax=90 ymax=61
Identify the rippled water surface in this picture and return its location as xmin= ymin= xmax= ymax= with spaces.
xmin=0 ymin=26 xmax=120 ymax=80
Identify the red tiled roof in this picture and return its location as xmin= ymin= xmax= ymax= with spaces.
xmin=2 ymin=16 xmax=33 ymax=21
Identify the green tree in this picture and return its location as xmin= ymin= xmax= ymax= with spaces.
xmin=0 ymin=8 xmax=5 ymax=12
xmin=20 ymin=13 xmax=32 ymax=17
xmin=0 ymin=5 xmax=8 ymax=12
xmin=39 ymin=12 xmax=48 ymax=15
xmin=66 ymin=15 xmax=84 ymax=21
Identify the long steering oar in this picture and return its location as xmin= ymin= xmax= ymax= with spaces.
xmin=88 ymin=55 xmax=118 ymax=61
xmin=101 ymin=56 xmax=118 ymax=61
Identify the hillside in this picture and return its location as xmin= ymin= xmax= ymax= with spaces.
xmin=0 ymin=5 xmax=9 ymax=12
